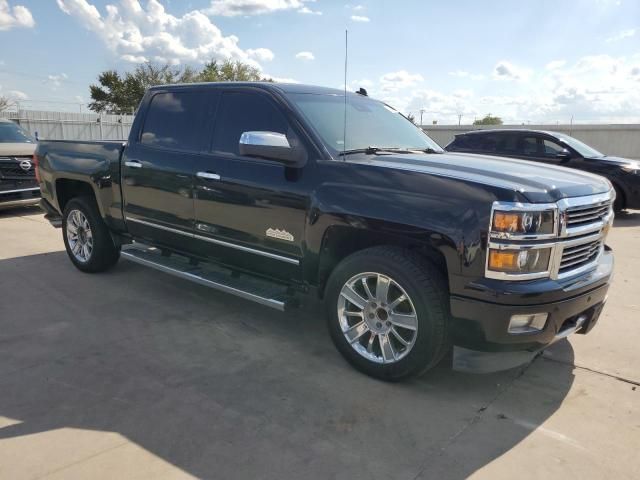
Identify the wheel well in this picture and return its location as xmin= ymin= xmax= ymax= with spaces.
xmin=55 ymin=179 xmax=95 ymax=212
xmin=317 ymin=227 xmax=448 ymax=298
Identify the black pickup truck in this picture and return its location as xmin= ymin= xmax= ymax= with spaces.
xmin=36 ymin=82 xmax=615 ymax=380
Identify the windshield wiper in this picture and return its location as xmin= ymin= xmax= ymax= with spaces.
xmin=339 ymin=146 xmax=415 ymax=156
xmin=408 ymin=147 xmax=443 ymax=154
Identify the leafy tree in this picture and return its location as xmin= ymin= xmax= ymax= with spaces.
xmin=88 ymin=60 xmax=271 ymax=114
xmin=473 ymin=114 xmax=503 ymax=126
xmin=0 ymin=96 xmax=13 ymax=112
xmin=406 ymin=112 xmax=417 ymax=125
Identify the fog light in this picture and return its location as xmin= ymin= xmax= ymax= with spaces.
xmin=508 ymin=313 xmax=548 ymax=334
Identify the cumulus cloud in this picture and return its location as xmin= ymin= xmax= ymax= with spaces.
xmin=0 ymin=0 xmax=34 ymax=30
xmin=56 ymin=0 xmax=272 ymax=68
xmin=545 ymin=59 xmax=566 ymax=70
xmin=380 ymin=70 xmax=423 ymax=91
xmin=350 ymin=15 xmax=369 ymax=22
xmin=205 ymin=0 xmax=317 ymax=17
xmin=295 ymin=51 xmax=314 ymax=60
xmin=448 ymin=70 xmax=485 ymax=80
xmin=247 ymin=47 xmax=274 ymax=62
xmin=298 ymin=6 xmax=322 ymax=15
xmin=605 ymin=28 xmax=635 ymax=42
xmin=493 ymin=60 xmax=531 ymax=80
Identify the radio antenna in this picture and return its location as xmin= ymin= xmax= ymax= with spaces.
xmin=342 ymin=29 xmax=348 ymax=160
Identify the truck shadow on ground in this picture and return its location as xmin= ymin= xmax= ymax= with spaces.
xmin=0 ymin=205 xmax=43 ymax=219
xmin=613 ymin=210 xmax=640 ymax=228
xmin=0 ymin=251 xmax=577 ymax=479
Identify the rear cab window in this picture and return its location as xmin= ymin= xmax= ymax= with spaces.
xmin=140 ymin=90 xmax=213 ymax=152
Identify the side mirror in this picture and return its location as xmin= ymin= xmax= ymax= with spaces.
xmin=556 ymin=149 xmax=572 ymax=161
xmin=239 ymin=131 xmax=306 ymax=167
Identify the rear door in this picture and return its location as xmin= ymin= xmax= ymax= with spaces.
xmin=191 ymin=88 xmax=311 ymax=282
xmin=121 ymin=88 xmax=215 ymax=252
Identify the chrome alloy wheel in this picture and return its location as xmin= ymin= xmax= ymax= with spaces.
xmin=66 ymin=209 xmax=93 ymax=263
xmin=337 ymin=272 xmax=418 ymax=364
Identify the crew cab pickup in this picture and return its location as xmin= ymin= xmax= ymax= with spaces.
xmin=36 ymin=82 xmax=615 ymax=380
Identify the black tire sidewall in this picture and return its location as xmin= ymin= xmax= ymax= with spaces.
xmin=325 ymin=248 xmax=449 ymax=381
xmin=62 ymin=197 xmax=119 ymax=273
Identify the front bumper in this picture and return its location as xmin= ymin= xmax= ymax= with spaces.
xmin=450 ymin=249 xmax=613 ymax=373
xmin=0 ymin=186 xmax=40 ymax=210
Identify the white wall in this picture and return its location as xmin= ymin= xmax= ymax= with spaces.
xmin=422 ymin=124 xmax=640 ymax=160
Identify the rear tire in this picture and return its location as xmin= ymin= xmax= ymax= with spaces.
xmin=62 ymin=196 xmax=120 ymax=273
xmin=325 ymin=246 xmax=450 ymax=381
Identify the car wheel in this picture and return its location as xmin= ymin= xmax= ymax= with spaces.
xmin=62 ymin=196 xmax=120 ymax=273
xmin=325 ymin=246 xmax=450 ymax=381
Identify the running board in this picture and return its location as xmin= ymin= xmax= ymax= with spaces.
xmin=121 ymin=244 xmax=291 ymax=311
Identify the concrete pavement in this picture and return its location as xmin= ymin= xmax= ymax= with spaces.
xmin=0 ymin=206 xmax=638 ymax=479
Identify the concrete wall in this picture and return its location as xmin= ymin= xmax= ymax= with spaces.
xmin=422 ymin=124 xmax=640 ymax=160
xmin=1 ymin=110 xmax=134 ymax=141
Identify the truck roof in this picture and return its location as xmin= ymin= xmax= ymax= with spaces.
xmin=147 ymin=81 xmax=358 ymax=97
xmin=456 ymin=128 xmax=562 ymax=137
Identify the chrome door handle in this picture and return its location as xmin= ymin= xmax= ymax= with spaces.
xmin=197 ymin=171 xmax=221 ymax=180
xmin=125 ymin=160 xmax=142 ymax=168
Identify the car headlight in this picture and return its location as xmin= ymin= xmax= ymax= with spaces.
xmin=487 ymin=247 xmax=552 ymax=275
xmin=491 ymin=209 xmax=556 ymax=236
xmin=621 ymin=162 xmax=639 ymax=174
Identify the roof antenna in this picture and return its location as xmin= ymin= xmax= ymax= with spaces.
xmin=342 ymin=29 xmax=348 ymax=161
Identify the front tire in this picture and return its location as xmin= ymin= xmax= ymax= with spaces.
xmin=62 ymin=196 xmax=120 ymax=273
xmin=325 ymin=246 xmax=450 ymax=381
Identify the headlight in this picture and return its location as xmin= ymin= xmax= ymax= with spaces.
xmin=488 ymin=247 xmax=552 ymax=274
xmin=621 ymin=163 xmax=639 ymax=174
xmin=492 ymin=209 xmax=555 ymax=237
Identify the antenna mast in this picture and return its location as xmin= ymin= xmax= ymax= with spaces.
xmin=343 ymin=29 xmax=348 ymax=160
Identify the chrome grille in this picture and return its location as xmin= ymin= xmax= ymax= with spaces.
xmin=0 ymin=156 xmax=35 ymax=180
xmin=565 ymin=200 xmax=612 ymax=227
xmin=559 ymin=239 xmax=602 ymax=275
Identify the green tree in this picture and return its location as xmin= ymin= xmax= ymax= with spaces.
xmin=405 ymin=112 xmax=417 ymax=125
xmin=473 ymin=114 xmax=503 ymax=126
xmin=88 ymin=60 xmax=270 ymax=114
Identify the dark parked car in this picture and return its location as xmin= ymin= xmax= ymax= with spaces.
xmin=445 ymin=129 xmax=640 ymax=211
xmin=36 ymin=83 xmax=614 ymax=381
xmin=0 ymin=119 xmax=39 ymax=210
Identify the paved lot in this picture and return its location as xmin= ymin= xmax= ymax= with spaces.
xmin=0 ymin=206 xmax=639 ymax=480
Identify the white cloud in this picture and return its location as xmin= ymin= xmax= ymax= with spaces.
xmin=350 ymin=15 xmax=369 ymax=22
xmin=295 ymin=51 xmax=314 ymax=60
xmin=7 ymin=89 xmax=28 ymax=100
xmin=247 ymin=47 xmax=274 ymax=62
xmin=298 ymin=6 xmax=321 ymax=15
xmin=545 ymin=59 xmax=566 ymax=70
xmin=56 ymin=0 xmax=272 ymax=69
xmin=493 ymin=60 xmax=531 ymax=80
xmin=605 ymin=28 xmax=635 ymax=42
xmin=352 ymin=5 xmax=365 ymax=11
xmin=0 ymin=0 xmax=35 ymax=30
xmin=206 ymin=0 xmax=316 ymax=17
xmin=380 ymin=70 xmax=423 ymax=91
xmin=263 ymin=74 xmax=299 ymax=83
xmin=47 ymin=73 xmax=68 ymax=89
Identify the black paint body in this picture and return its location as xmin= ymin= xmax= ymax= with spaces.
xmin=36 ymin=83 xmax=614 ymax=357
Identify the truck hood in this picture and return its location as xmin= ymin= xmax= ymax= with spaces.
xmin=347 ymin=151 xmax=611 ymax=203
xmin=585 ymin=155 xmax=640 ymax=168
xmin=0 ymin=142 xmax=37 ymax=156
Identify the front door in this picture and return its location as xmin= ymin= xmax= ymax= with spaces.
xmin=191 ymin=89 xmax=311 ymax=282
xmin=122 ymin=88 xmax=215 ymax=252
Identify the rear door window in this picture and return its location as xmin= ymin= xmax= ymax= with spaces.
xmin=495 ymin=134 xmax=519 ymax=154
xmin=520 ymin=136 xmax=539 ymax=156
xmin=212 ymin=91 xmax=289 ymax=156
xmin=140 ymin=90 xmax=212 ymax=152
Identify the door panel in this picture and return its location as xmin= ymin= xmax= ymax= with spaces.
xmin=121 ymin=89 xmax=216 ymax=251
xmin=191 ymin=90 xmax=309 ymax=281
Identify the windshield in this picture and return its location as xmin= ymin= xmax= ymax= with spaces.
xmin=288 ymin=93 xmax=443 ymax=154
xmin=0 ymin=122 xmax=34 ymax=143
xmin=554 ymin=133 xmax=603 ymax=158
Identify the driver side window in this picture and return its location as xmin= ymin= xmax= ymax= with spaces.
xmin=542 ymin=138 xmax=564 ymax=157
xmin=211 ymin=91 xmax=290 ymax=156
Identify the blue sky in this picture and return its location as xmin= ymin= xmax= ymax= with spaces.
xmin=1 ymin=0 xmax=639 ymax=123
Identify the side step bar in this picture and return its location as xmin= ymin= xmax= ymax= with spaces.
xmin=121 ymin=244 xmax=292 ymax=311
